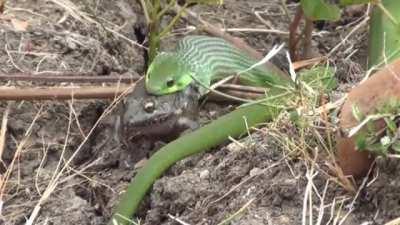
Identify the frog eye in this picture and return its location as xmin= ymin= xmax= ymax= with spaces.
xmin=144 ymin=101 xmax=155 ymax=113
xmin=166 ymin=78 xmax=175 ymax=87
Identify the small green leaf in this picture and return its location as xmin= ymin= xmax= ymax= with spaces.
xmin=384 ymin=117 xmax=397 ymax=134
xmin=298 ymin=66 xmax=337 ymax=92
xmin=369 ymin=142 xmax=389 ymax=155
xmin=289 ymin=110 xmax=300 ymax=123
xmin=300 ymin=0 xmax=341 ymax=21
xmin=355 ymin=133 xmax=367 ymax=150
xmin=340 ymin=0 xmax=373 ymax=6
xmin=392 ymin=140 xmax=400 ymax=153
xmin=289 ymin=110 xmax=308 ymax=128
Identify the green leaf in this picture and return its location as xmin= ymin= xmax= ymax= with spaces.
xmin=289 ymin=110 xmax=307 ymax=128
xmin=300 ymin=0 xmax=341 ymax=21
xmin=289 ymin=110 xmax=300 ymax=123
xmin=369 ymin=142 xmax=389 ymax=155
xmin=340 ymin=0 xmax=372 ymax=6
xmin=298 ymin=66 xmax=337 ymax=92
xmin=384 ymin=117 xmax=397 ymax=134
xmin=392 ymin=140 xmax=400 ymax=153
xmin=355 ymin=132 xmax=367 ymax=150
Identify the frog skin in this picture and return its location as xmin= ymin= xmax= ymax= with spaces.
xmin=117 ymin=79 xmax=200 ymax=143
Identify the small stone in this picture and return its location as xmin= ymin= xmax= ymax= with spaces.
xmin=199 ymin=169 xmax=210 ymax=179
xmin=134 ymin=158 xmax=148 ymax=169
xmin=226 ymin=141 xmax=245 ymax=152
xmin=249 ymin=167 xmax=262 ymax=176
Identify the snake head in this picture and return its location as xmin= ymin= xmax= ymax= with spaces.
xmin=145 ymin=52 xmax=194 ymax=95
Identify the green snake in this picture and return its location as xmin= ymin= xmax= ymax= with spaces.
xmin=145 ymin=35 xmax=291 ymax=95
xmin=110 ymin=35 xmax=294 ymax=225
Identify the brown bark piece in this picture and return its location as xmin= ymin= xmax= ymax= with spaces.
xmin=337 ymin=59 xmax=400 ymax=177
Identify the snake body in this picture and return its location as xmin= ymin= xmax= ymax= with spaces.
xmin=145 ymin=35 xmax=289 ymax=95
xmin=111 ymin=36 xmax=292 ymax=225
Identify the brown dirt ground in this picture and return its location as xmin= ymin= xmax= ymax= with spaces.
xmin=1 ymin=0 xmax=400 ymax=225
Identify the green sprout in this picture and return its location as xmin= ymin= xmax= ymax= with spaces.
xmin=353 ymin=99 xmax=400 ymax=156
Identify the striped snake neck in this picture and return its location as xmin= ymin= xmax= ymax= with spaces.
xmin=176 ymin=36 xmax=268 ymax=78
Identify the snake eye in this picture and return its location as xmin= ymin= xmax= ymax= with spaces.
xmin=166 ymin=78 xmax=175 ymax=87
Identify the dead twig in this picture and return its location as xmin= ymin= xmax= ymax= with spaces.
xmin=0 ymin=72 xmax=140 ymax=83
xmin=0 ymin=103 xmax=9 ymax=164
xmin=0 ymin=83 xmax=266 ymax=101
xmin=0 ymin=0 xmax=5 ymax=13
xmin=289 ymin=6 xmax=303 ymax=61
xmin=0 ymin=86 xmax=131 ymax=100
xmin=292 ymin=56 xmax=327 ymax=70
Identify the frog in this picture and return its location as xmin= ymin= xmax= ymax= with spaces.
xmin=117 ymin=79 xmax=201 ymax=144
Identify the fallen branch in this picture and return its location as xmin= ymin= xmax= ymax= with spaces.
xmin=0 ymin=72 xmax=140 ymax=83
xmin=0 ymin=86 xmax=131 ymax=100
xmin=0 ymin=84 xmax=265 ymax=101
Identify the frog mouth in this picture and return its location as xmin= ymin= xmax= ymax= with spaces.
xmin=123 ymin=112 xmax=178 ymax=140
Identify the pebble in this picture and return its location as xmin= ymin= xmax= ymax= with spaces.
xmin=199 ymin=169 xmax=210 ymax=179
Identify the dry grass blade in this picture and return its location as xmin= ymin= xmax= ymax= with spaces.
xmin=292 ymin=56 xmax=327 ymax=70
xmin=24 ymin=84 xmax=134 ymax=225
xmin=0 ymin=103 xmax=10 ymax=216
xmin=50 ymin=0 xmax=97 ymax=24
xmin=302 ymin=151 xmax=318 ymax=225
xmin=50 ymin=0 xmax=146 ymax=49
xmin=385 ymin=217 xmax=400 ymax=225
xmin=223 ymin=27 xmax=289 ymax=35
xmin=0 ymin=105 xmax=43 ymax=207
xmin=209 ymin=158 xmax=286 ymax=205
xmin=215 ymin=198 xmax=255 ymax=225
xmin=168 ymin=214 xmax=191 ymax=225
xmin=0 ymin=103 xmax=10 ymax=164
xmin=336 ymin=163 xmax=377 ymax=225
xmin=327 ymin=14 xmax=369 ymax=57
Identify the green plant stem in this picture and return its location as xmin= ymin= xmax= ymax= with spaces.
xmin=109 ymin=98 xmax=284 ymax=225
xmin=148 ymin=0 xmax=188 ymax=62
xmin=156 ymin=0 xmax=176 ymax=19
xmin=158 ymin=2 xmax=189 ymax=38
xmin=302 ymin=18 xmax=314 ymax=59
xmin=139 ymin=0 xmax=151 ymax=24
xmin=148 ymin=24 xmax=160 ymax=62
xmin=148 ymin=0 xmax=162 ymax=62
